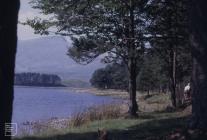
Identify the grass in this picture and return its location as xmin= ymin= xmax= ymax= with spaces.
xmin=14 ymin=111 xmax=190 ymax=140
xmin=13 ymin=91 xmax=199 ymax=140
xmin=138 ymin=93 xmax=172 ymax=112
xmin=144 ymin=93 xmax=170 ymax=104
xmin=69 ymin=104 xmax=122 ymax=127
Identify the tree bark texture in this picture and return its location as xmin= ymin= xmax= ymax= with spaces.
xmin=128 ymin=57 xmax=138 ymax=116
xmin=0 ymin=1 xmax=20 ymax=139
xmin=189 ymin=0 xmax=207 ymax=129
xmin=169 ymin=48 xmax=177 ymax=108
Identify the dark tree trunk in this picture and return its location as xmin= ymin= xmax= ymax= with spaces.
xmin=0 ymin=1 xmax=20 ymax=139
xmin=169 ymin=48 xmax=177 ymax=108
xmin=189 ymin=0 xmax=207 ymax=129
xmin=128 ymin=57 xmax=138 ymax=116
xmin=127 ymin=0 xmax=138 ymax=117
xmin=170 ymin=76 xmax=177 ymax=108
xmin=147 ymin=90 xmax=150 ymax=96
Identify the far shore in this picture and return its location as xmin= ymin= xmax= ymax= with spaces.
xmin=14 ymin=85 xmax=68 ymax=89
xmin=15 ymin=85 xmax=144 ymax=100
xmin=14 ymin=86 xmax=128 ymax=96
xmin=70 ymin=87 xmax=127 ymax=94
xmin=69 ymin=87 xmax=146 ymax=99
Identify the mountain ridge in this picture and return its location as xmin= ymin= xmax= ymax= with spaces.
xmin=15 ymin=36 xmax=105 ymax=82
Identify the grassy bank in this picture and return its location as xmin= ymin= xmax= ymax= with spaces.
xmin=14 ymin=111 xmax=190 ymax=140
xmin=13 ymin=92 xmax=198 ymax=140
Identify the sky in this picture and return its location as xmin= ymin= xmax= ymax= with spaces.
xmin=18 ymin=0 xmax=45 ymax=40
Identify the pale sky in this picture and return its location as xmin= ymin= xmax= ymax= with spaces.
xmin=18 ymin=0 xmax=45 ymax=40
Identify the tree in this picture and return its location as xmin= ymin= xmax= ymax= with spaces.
xmin=90 ymin=68 xmax=113 ymax=89
xmin=90 ymin=63 xmax=128 ymax=90
xmin=137 ymin=50 xmax=168 ymax=94
xmin=106 ymin=63 xmax=128 ymax=90
xmin=27 ymin=0 xmax=151 ymax=116
xmin=15 ymin=72 xmax=62 ymax=87
xmin=0 ymin=1 xmax=20 ymax=139
xmin=189 ymin=0 xmax=207 ymax=129
xmin=148 ymin=0 xmax=191 ymax=107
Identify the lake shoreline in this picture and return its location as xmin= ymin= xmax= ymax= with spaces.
xmin=14 ymin=91 xmax=190 ymax=139
xmin=14 ymin=85 xmax=68 ymax=89
xmin=14 ymin=87 xmax=120 ymax=126
xmin=16 ymin=102 xmax=127 ymax=136
xmin=14 ymin=86 xmax=128 ymax=136
xmin=14 ymin=86 xmax=128 ymax=98
xmin=69 ymin=87 xmax=129 ymax=98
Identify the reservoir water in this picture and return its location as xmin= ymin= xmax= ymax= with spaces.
xmin=12 ymin=86 xmax=118 ymax=124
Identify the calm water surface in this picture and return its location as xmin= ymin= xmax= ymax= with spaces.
xmin=12 ymin=86 xmax=118 ymax=124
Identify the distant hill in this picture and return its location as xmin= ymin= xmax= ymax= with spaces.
xmin=15 ymin=36 xmax=105 ymax=84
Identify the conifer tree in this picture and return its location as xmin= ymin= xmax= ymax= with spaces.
xmin=27 ymin=0 xmax=151 ymax=116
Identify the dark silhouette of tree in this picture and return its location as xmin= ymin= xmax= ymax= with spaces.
xmin=189 ymin=0 xmax=207 ymax=129
xmin=0 ymin=0 xmax=20 ymax=140
xmin=15 ymin=72 xmax=62 ymax=87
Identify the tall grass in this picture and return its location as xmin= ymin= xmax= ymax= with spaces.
xmin=70 ymin=103 xmax=122 ymax=127
xmin=18 ymin=103 xmax=123 ymax=136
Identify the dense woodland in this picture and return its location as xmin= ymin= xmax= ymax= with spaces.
xmin=90 ymin=48 xmax=191 ymax=94
xmin=14 ymin=73 xmax=63 ymax=87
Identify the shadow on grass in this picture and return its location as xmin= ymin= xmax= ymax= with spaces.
xmin=137 ymin=112 xmax=157 ymax=119
xmin=14 ymin=132 xmax=98 ymax=140
xmin=109 ymin=116 xmax=188 ymax=140
xmin=15 ymin=115 xmax=205 ymax=140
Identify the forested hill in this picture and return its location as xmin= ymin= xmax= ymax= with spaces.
xmin=14 ymin=72 xmax=64 ymax=87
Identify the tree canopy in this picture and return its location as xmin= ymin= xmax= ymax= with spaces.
xmin=27 ymin=0 xmax=153 ymax=116
xmin=27 ymin=0 xmax=150 ymax=64
xmin=90 ymin=63 xmax=128 ymax=90
xmin=148 ymin=0 xmax=191 ymax=107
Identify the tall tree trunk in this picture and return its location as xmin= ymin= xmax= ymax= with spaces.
xmin=189 ymin=0 xmax=207 ymax=129
xmin=127 ymin=0 xmax=138 ymax=117
xmin=128 ymin=58 xmax=138 ymax=116
xmin=169 ymin=48 xmax=177 ymax=108
xmin=147 ymin=90 xmax=150 ymax=96
xmin=0 ymin=1 xmax=20 ymax=139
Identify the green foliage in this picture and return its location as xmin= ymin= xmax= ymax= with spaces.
xmin=26 ymin=0 xmax=154 ymax=116
xmin=90 ymin=52 xmax=169 ymax=92
xmin=137 ymin=52 xmax=167 ymax=92
xmin=147 ymin=0 xmax=191 ymax=107
xmin=148 ymin=0 xmax=191 ymax=83
xmin=90 ymin=68 xmax=113 ymax=89
xmin=27 ymin=0 xmax=150 ymax=65
xmin=26 ymin=0 xmax=193 ymax=111
xmin=90 ymin=63 xmax=128 ymax=89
